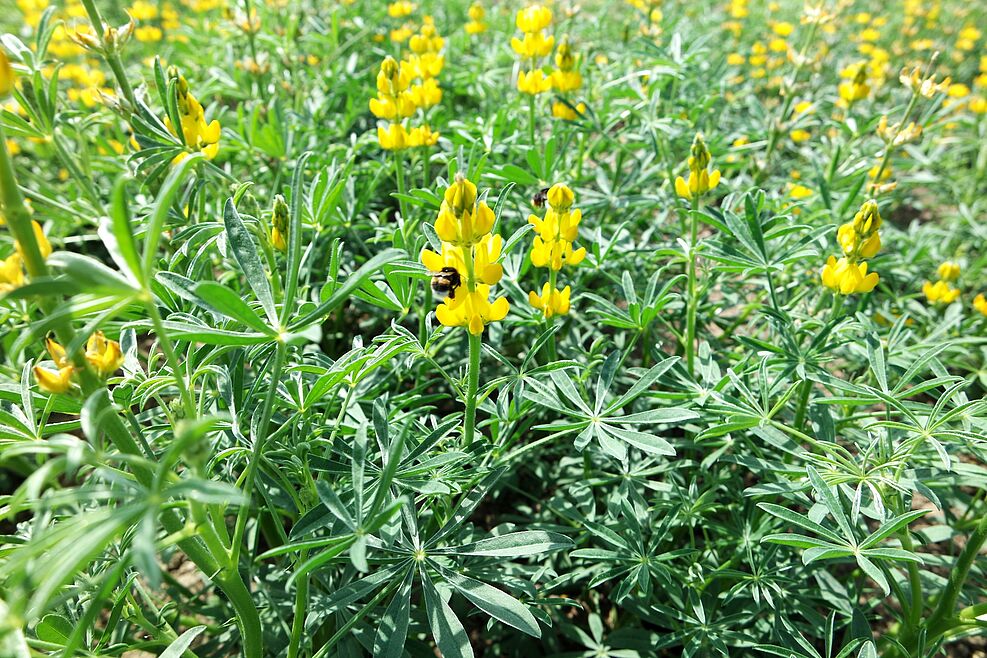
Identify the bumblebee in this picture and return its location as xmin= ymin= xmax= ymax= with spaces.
xmin=532 ymin=187 xmax=551 ymax=208
xmin=430 ymin=267 xmax=462 ymax=300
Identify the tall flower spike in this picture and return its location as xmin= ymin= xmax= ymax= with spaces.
xmin=422 ymin=175 xmax=509 ymax=335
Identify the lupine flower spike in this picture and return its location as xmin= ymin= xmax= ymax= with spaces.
xmin=675 ymin=133 xmax=722 ymax=200
xmin=528 ymin=183 xmax=585 ymax=319
xmin=821 ymin=200 xmax=882 ymax=295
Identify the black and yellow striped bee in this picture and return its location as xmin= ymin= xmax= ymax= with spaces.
xmin=531 ymin=187 xmax=551 ymax=208
xmin=430 ymin=267 xmax=462 ymax=300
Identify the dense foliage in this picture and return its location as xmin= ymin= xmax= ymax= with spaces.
xmin=0 ymin=0 xmax=985 ymax=656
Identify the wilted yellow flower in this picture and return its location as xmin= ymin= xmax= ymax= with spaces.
xmin=900 ymin=64 xmax=950 ymax=98
xmin=271 ymin=194 xmax=288 ymax=252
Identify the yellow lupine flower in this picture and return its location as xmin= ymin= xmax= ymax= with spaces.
xmin=528 ymin=184 xmax=586 ymax=271
xmin=517 ymin=69 xmax=552 ymax=95
xmin=0 ymin=49 xmax=13 ymax=98
xmin=937 ymin=261 xmax=960 ymax=282
xmin=271 ymin=194 xmax=288 ymax=252
xmin=516 ymin=5 xmax=552 ymax=33
xmin=466 ymin=3 xmax=487 ymax=34
xmin=387 ymin=1 xmax=415 ymax=18
xmin=165 ymin=74 xmax=221 ymax=162
xmin=821 ymin=256 xmax=879 ymax=295
xmin=422 ymin=235 xmax=503 ymax=287
xmin=435 ymin=285 xmax=509 ymax=335
xmin=789 ymin=129 xmax=811 ymax=143
xmin=551 ymin=101 xmax=585 ymax=120
xmin=434 ymin=176 xmax=495 ymax=247
xmin=675 ymin=133 xmax=722 ymax=200
xmin=973 ymin=293 xmax=987 ymax=316
xmin=511 ymin=32 xmax=555 ymax=59
xmin=34 ymin=365 xmax=75 ymax=394
xmin=377 ymin=123 xmax=409 ymax=150
xmin=0 ymin=253 xmax=24 ymax=294
xmin=529 ymin=282 xmax=571 ymax=319
xmin=923 ymin=279 xmax=960 ymax=304
xmin=85 ymin=331 xmax=124 ymax=378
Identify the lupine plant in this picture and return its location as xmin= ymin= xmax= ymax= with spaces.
xmin=1 ymin=0 xmax=986 ymax=657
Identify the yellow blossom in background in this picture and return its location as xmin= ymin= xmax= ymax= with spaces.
xmin=0 ymin=50 xmax=13 ymax=98
xmin=789 ymin=129 xmax=810 ymax=143
xmin=937 ymin=261 xmax=960 ymax=282
xmin=789 ymin=183 xmax=813 ymax=199
xmin=923 ymin=279 xmax=960 ymax=304
xmin=516 ymin=4 xmax=552 ymax=33
xmin=973 ymin=294 xmax=987 ymax=316
xmin=387 ymin=1 xmax=415 ymax=18
xmin=0 ymin=254 xmax=24 ymax=294
xmin=465 ymin=3 xmax=487 ymax=35
xmin=838 ymin=61 xmax=870 ymax=106
xmin=16 ymin=221 xmax=52 ymax=261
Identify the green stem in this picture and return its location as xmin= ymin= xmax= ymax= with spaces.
xmin=793 ymin=379 xmax=812 ymax=430
xmin=78 ymin=0 xmax=137 ymax=109
xmin=463 ymin=332 xmax=481 ymax=447
xmin=393 ymin=149 xmax=409 ymax=224
xmin=926 ymin=508 xmax=987 ymax=639
xmin=685 ymin=194 xmax=700 ymax=376
xmin=230 ymin=340 xmax=288 ymax=566
xmin=145 ymin=300 xmax=196 ymax=419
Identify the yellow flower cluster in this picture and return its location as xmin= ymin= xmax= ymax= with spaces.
xmin=550 ymin=38 xmax=585 ymax=120
xmin=821 ymin=200 xmax=882 ymax=295
xmin=513 ymin=5 xmax=554 ymax=95
xmin=674 ymin=133 xmax=722 ymax=200
xmin=34 ymin=332 xmax=124 ymax=394
xmin=165 ymin=72 xmax=221 ymax=163
xmin=923 ymin=261 xmax=961 ymax=305
xmin=528 ymin=184 xmax=586 ymax=319
xmin=421 ymin=176 xmax=509 ymax=335
xmin=465 ymin=3 xmax=487 ymax=36
xmin=371 ymin=17 xmax=443 ymax=151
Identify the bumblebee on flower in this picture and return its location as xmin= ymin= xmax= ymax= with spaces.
xmin=421 ymin=175 xmax=508 ymax=335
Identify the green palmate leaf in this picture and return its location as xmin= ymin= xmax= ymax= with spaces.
xmin=856 ymin=553 xmax=890 ymax=595
xmin=807 ymin=466 xmax=855 ymax=542
xmin=859 ymin=510 xmax=928 ymax=549
xmin=422 ymin=569 xmax=474 ymax=658
xmin=223 ymin=197 xmax=278 ymax=327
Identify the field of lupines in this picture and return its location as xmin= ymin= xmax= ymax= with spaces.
xmin=0 ymin=0 xmax=985 ymax=655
